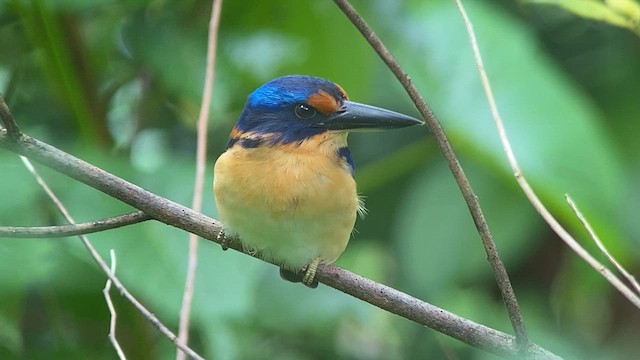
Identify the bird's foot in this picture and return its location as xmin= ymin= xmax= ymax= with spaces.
xmin=278 ymin=257 xmax=321 ymax=288
xmin=217 ymin=229 xmax=230 ymax=251
xmin=245 ymin=248 xmax=258 ymax=257
xmin=302 ymin=257 xmax=321 ymax=288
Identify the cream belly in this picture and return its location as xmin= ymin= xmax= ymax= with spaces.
xmin=213 ymin=140 xmax=358 ymax=271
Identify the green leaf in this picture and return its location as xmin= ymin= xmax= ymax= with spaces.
xmin=399 ymin=0 xmax=627 ymax=249
xmin=528 ymin=0 xmax=640 ymax=33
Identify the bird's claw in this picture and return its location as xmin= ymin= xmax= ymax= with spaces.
xmin=278 ymin=257 xmax=321 ymax=288
xmin=245 ymin=248 xmax=257 ymax=256
xmin=302 ymin=257 xmax=321 ymax=288
xmin=217 ymin=229 xmax=229 ymax=251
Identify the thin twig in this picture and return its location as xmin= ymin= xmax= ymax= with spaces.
xmin=104 ymin=249 xmax=127 ymax=360
xmin=0 ymin=93 xmax=20 ymax=137
xmin=565 ymin=195 xmax=640 ymax=295
xmin=177 ymin=1 xmax=223 ymax=358
xmin=19 ymin=156 xmax=206 ymax=359
xmin=0 ymin=130 xmax=225 ymax=242
xmin=0 ymin=130 xmax=560 ymax=358
xmin=453 ymin=0 xmax=640 ymax=309
xmin=318 ymin=263 xmax=558 ymax=359
xmin=0 ymin=211 xmax=151 ymax=238
xmin=332 ymin=0 xmax=529 ymax=348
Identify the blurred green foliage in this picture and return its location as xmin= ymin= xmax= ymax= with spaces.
xmin=1 ymin=0 xmax=639 ymax=358
xmin=528 ymin=0 xmax=640 ymax=35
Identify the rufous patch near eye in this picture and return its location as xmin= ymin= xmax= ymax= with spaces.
xmin=335 ymin=84 xmax=349 ymax=100
xmin=307 ymin=90 xmax=340 ymax=116
xmin=230 ymin=126 xmax=242 ymax=138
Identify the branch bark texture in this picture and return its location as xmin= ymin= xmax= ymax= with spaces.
xmin=0 ymin=128 xmax=560 ymax=359
xmin=0 ymin=211 xmax=150 ymax=238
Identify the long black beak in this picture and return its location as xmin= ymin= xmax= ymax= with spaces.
xmin=320 ymin=100 xmax=423 ymax=131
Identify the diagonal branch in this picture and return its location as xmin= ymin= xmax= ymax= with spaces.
xmin=566 ymin=195 xmax=640 ymax=295
xmin=319 ymin=265 xmax=556 ymax=359
xmin=0 ymin=116 xmax=559 ymax=359
xmin=18 ymin=155 xmax=204 ymax=360
xmin=0 ymin=211 xmax=151 ymax=238
xmin=0 ymin=94 xmax=20 ymax=138
xmin=0 ymin=129 xmax=224 ymax=242
xmin=453 ymin=0 xmax=640 ymax=310
xmin=332 ymin=0 xmax=529 ymax=348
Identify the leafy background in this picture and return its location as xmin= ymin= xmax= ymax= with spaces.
xmin=1 ymin=0 xmax=639 ymax=358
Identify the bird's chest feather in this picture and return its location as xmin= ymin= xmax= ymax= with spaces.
xmin=213 ymin=135 xmax=358 ymax=268
xmin=216 ymin=146 xmax=355 ymax=214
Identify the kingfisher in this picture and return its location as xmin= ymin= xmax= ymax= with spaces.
xmin=213 ymin=75 xmax=422 ymax=287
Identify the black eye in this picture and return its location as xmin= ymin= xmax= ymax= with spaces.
xmin=294 ymin=103 xmax=317 ymax=119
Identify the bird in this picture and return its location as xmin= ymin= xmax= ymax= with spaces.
xmin=213 ymin=75 xmax=422 ymax=287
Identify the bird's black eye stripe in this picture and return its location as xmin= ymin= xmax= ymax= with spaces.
xmin=294 ymin=103 xmax=317 ymax=120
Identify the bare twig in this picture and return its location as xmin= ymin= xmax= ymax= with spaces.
xmin=0 ymin=128 xmax=560 ymax=358
xmin=104 ymin=249 xmax=127 ymax=360
xmin=0 ymin=93 xmax=20 ymax=137
xmin=319 ymin=264 xmax=558 ymax=359
xmin=332 ymin=0 xmax=529 ymax=348
xmin=566 ymin=195 xmax=640 ymax=295
xmin=177 ymin=1 xmax=223 ymax=357
xmin=18 ymin=155 xmax=206 ymax=359
xmin=0 ymin=129 xmax=225 ymax=242
xmin=0 ymin=211 xmax=151 ymax=238
xmin=454 ymin=0 xmax=640 ymax=309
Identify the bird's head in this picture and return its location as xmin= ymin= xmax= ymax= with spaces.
xmin=227 ymin=75 xmax=422 ymax=148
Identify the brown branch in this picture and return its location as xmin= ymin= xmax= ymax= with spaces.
xmin=318 ymin=265 xmax=555 ymax=359
xmin=0 ymin=129 xmax=223 ymax=243
xmin=18 ymin=155 xmax=204 ymax=360
xmin=332 ymin=0 xmax=529 ymax=349
xmin=453 ymin=0 xmax=640 ymax=310
xmin=0 ymin=118 xmax=559 ymax=359
xmin=0 ymin=211 xmax=151 ymax=238
xmin=0 ymin=94 xmax=20 ymax=138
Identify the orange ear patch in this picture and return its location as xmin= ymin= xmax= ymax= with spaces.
xmin=230 ymin=126 xmax=242 ymax=138
xmin=307 ymin=90 xmax=340 ymax=116
xmin=335 ymin=83 xmax=349 ymax=100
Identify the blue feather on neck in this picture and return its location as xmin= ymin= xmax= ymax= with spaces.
xmin=338 ymin=147 xmax=355 ymax=176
